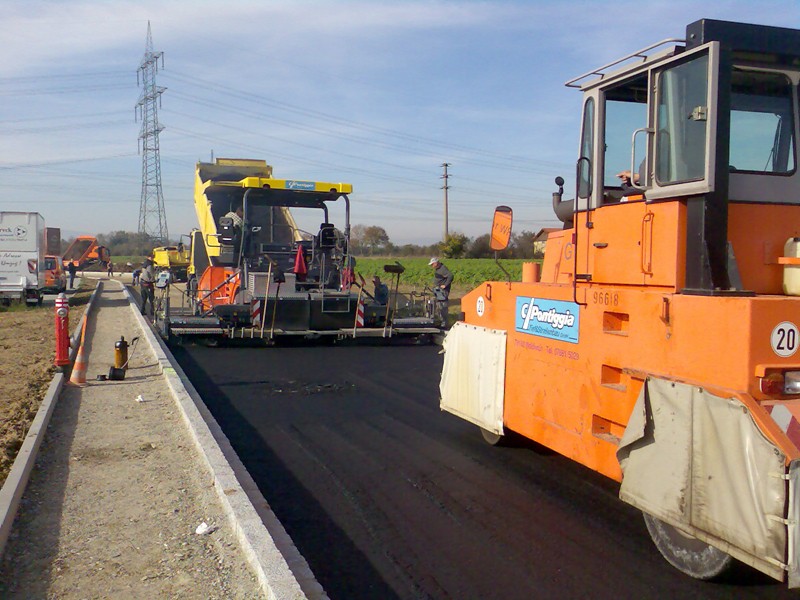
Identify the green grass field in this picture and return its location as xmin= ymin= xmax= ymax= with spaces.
xmin=106 ymin=253 xmax=535 ymax=290
xmin=353 ymin=257 xmax=538 ymax=287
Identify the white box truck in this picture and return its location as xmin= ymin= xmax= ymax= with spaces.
xmin=0 ymin=212 xmax=46 ymax=305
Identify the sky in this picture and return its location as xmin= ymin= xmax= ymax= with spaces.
xmin=1 ymin=1 xmax=798 ymax=245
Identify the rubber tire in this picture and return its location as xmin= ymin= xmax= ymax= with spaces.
xmin=643 ymin=513 xmax=734 ymax=580
xmin=480 ymin=427 xmax=506 ymax=446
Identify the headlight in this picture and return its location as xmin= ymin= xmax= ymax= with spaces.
xmin=784 ymin=371 xmax=800 ymax=394
xmin=758 ymin=370 xmax=800 ymax=395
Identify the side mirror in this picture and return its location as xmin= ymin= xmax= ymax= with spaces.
xmin=490 ymin=205 xmax=513 ymax=251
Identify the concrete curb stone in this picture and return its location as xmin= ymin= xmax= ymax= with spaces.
xmin=122 ymin=282 xmax=324 ymax=599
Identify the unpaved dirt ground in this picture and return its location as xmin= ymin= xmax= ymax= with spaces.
xmin=0 ymin=292 xmax=88 ymax=487
xmin=0 ymin=278 xmax=263 ymax=598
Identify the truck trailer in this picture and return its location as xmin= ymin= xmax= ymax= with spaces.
xmin=0 ymin=212 xmax=46 ymax=305
xmin=441 ymin=19 xmax=800 ymax=587
xmin=61 ymin=235 xmax=109 ymax=270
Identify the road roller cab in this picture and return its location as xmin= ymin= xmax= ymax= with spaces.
xmin=441 ymin=19 xmax=800 ymax=586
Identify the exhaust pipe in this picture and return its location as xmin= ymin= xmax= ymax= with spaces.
xmin=552 ymin=176 xmax=573 ymax=226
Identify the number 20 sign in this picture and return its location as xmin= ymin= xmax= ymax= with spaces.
xmin=771 ymin=321 xmax=799 ymax=358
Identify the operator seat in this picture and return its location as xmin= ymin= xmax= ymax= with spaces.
xmin=218 ymin=216 xmax=236 ymax=245
xmin=217 ymin=215 xmax=240 ymax=266
xmin=311 ymin=223 xmax=339 ymax=289
xmin=318 ymin=223 xmax=337 ymax=249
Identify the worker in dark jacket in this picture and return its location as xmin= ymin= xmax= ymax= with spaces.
xmin=372 ymin=275 xmax=389 ymax=305
xmin=429 ymin=256 xmax=454 ymax=327
xmin=67 ymin=261 xmax=77 ymax=289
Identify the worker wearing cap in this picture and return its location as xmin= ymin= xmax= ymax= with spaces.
xmin=373 ymin=275 xmax=389 ymax=305
xmin=429 ymin=257 xmax=453 ymax=327
xmin=139 ymin=259 xmax=156 ymax=318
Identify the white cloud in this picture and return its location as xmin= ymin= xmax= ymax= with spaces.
xmin=2 ymin=0 xmax=798 ymax=241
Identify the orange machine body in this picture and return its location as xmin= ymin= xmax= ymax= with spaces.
xmin=441 ymin=19 xmax=800 ymax=585
xmin=196 ymin=265 xmax=240 ymax=312
xmin=461 ymin=200 xmax=800 ymax=481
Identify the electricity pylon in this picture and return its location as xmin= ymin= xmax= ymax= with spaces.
xmin=136 ymin=21 xmax=168 ymax=245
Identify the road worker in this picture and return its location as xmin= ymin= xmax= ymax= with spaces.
xmin=373 ymin=275 xmax=389 ymax=305
xmin=139 ymin=259 xmax=156 ymax=318
xmin=429 ymin=257 xmax=453 ymax=328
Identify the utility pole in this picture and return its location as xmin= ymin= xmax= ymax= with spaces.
xmin=441 ymin=162 xmax=451 ymax=241
xmin=136 ymin=21 xmax=168 ymax=247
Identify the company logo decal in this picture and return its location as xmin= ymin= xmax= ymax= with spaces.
xmin=0 ymin=225 xmax=28 ymax=240
xmin=285 ymin=180 xmax=316 ymax=191
xmin=515 ymin=297 xmax=579 ymax=344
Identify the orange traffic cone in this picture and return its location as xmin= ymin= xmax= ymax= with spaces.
xmin=69 ymin=345 xmax=88 ymax=386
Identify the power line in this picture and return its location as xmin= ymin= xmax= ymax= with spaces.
xmin=165 ymin=92 xmax=559 ymax=180
xmin=0 ymin=109 xmax=129 ymax=125
xmin=0 ymin=152 xmax=137 ymax=170
xmin=3 ymin=119 xmax=130 ymax=135
xmin=0 ymin=83 xmax=132 ymax=97
xmin=161 ymin=69 xmax=569 ymax=170
xmin=0 ymin=70 xmax=130 ymax=84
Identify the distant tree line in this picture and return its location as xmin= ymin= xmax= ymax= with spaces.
xmin=62 ymin=231 xmax=161 ymax=258
xmin=63 ymin=226 xmax=542 ymax=261
xmin=350 ymin=224 xmax=541 ymax=259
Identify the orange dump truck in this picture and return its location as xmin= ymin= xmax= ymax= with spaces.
xmin=61 ymin=236 xmax=109 ymax=269
xmin=441 ymin=19 xmax=800 ymax=587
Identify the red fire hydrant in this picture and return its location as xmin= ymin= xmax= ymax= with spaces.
xmin=54 ymin=293 xmax=70 ymax=371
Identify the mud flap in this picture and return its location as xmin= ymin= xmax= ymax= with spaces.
xmin=789 ymin=460 xmax=800 ymax=587
xmin=617 ymin=378 xmax=787 ymax=581
xmin=439 ymin=322 xmax=506 ymax=435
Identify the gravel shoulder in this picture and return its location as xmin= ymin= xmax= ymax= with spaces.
xmin=0 ymin=285 xmax=88 ymax=487
xmin=0 ymin=279 xmax=262 ymax=598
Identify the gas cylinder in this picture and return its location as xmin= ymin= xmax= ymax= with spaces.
xmin=784 ymin=237 xmax=800 ymax=295
xmin=114 ymin=336 xmax=129 ymax=369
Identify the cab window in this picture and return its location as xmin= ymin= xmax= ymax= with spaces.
xmin=729 ymin=70 xmax=795 ymax=174
xmin=655 ymin=53 xmax=709 ymax=185
xmin=603 ymin=74 xmax=648 ymax=189
xmin=578 ymin=97 xmax=594 ymax=199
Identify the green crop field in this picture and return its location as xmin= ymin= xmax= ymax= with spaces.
xmin=353 ymin=257 xmax=539 ymax=287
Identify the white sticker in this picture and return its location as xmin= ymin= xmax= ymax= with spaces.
xmin=476 ymin=296 xmax=485 ymax=317
xmin=771 ymin=321 xmax=799 ymax=357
